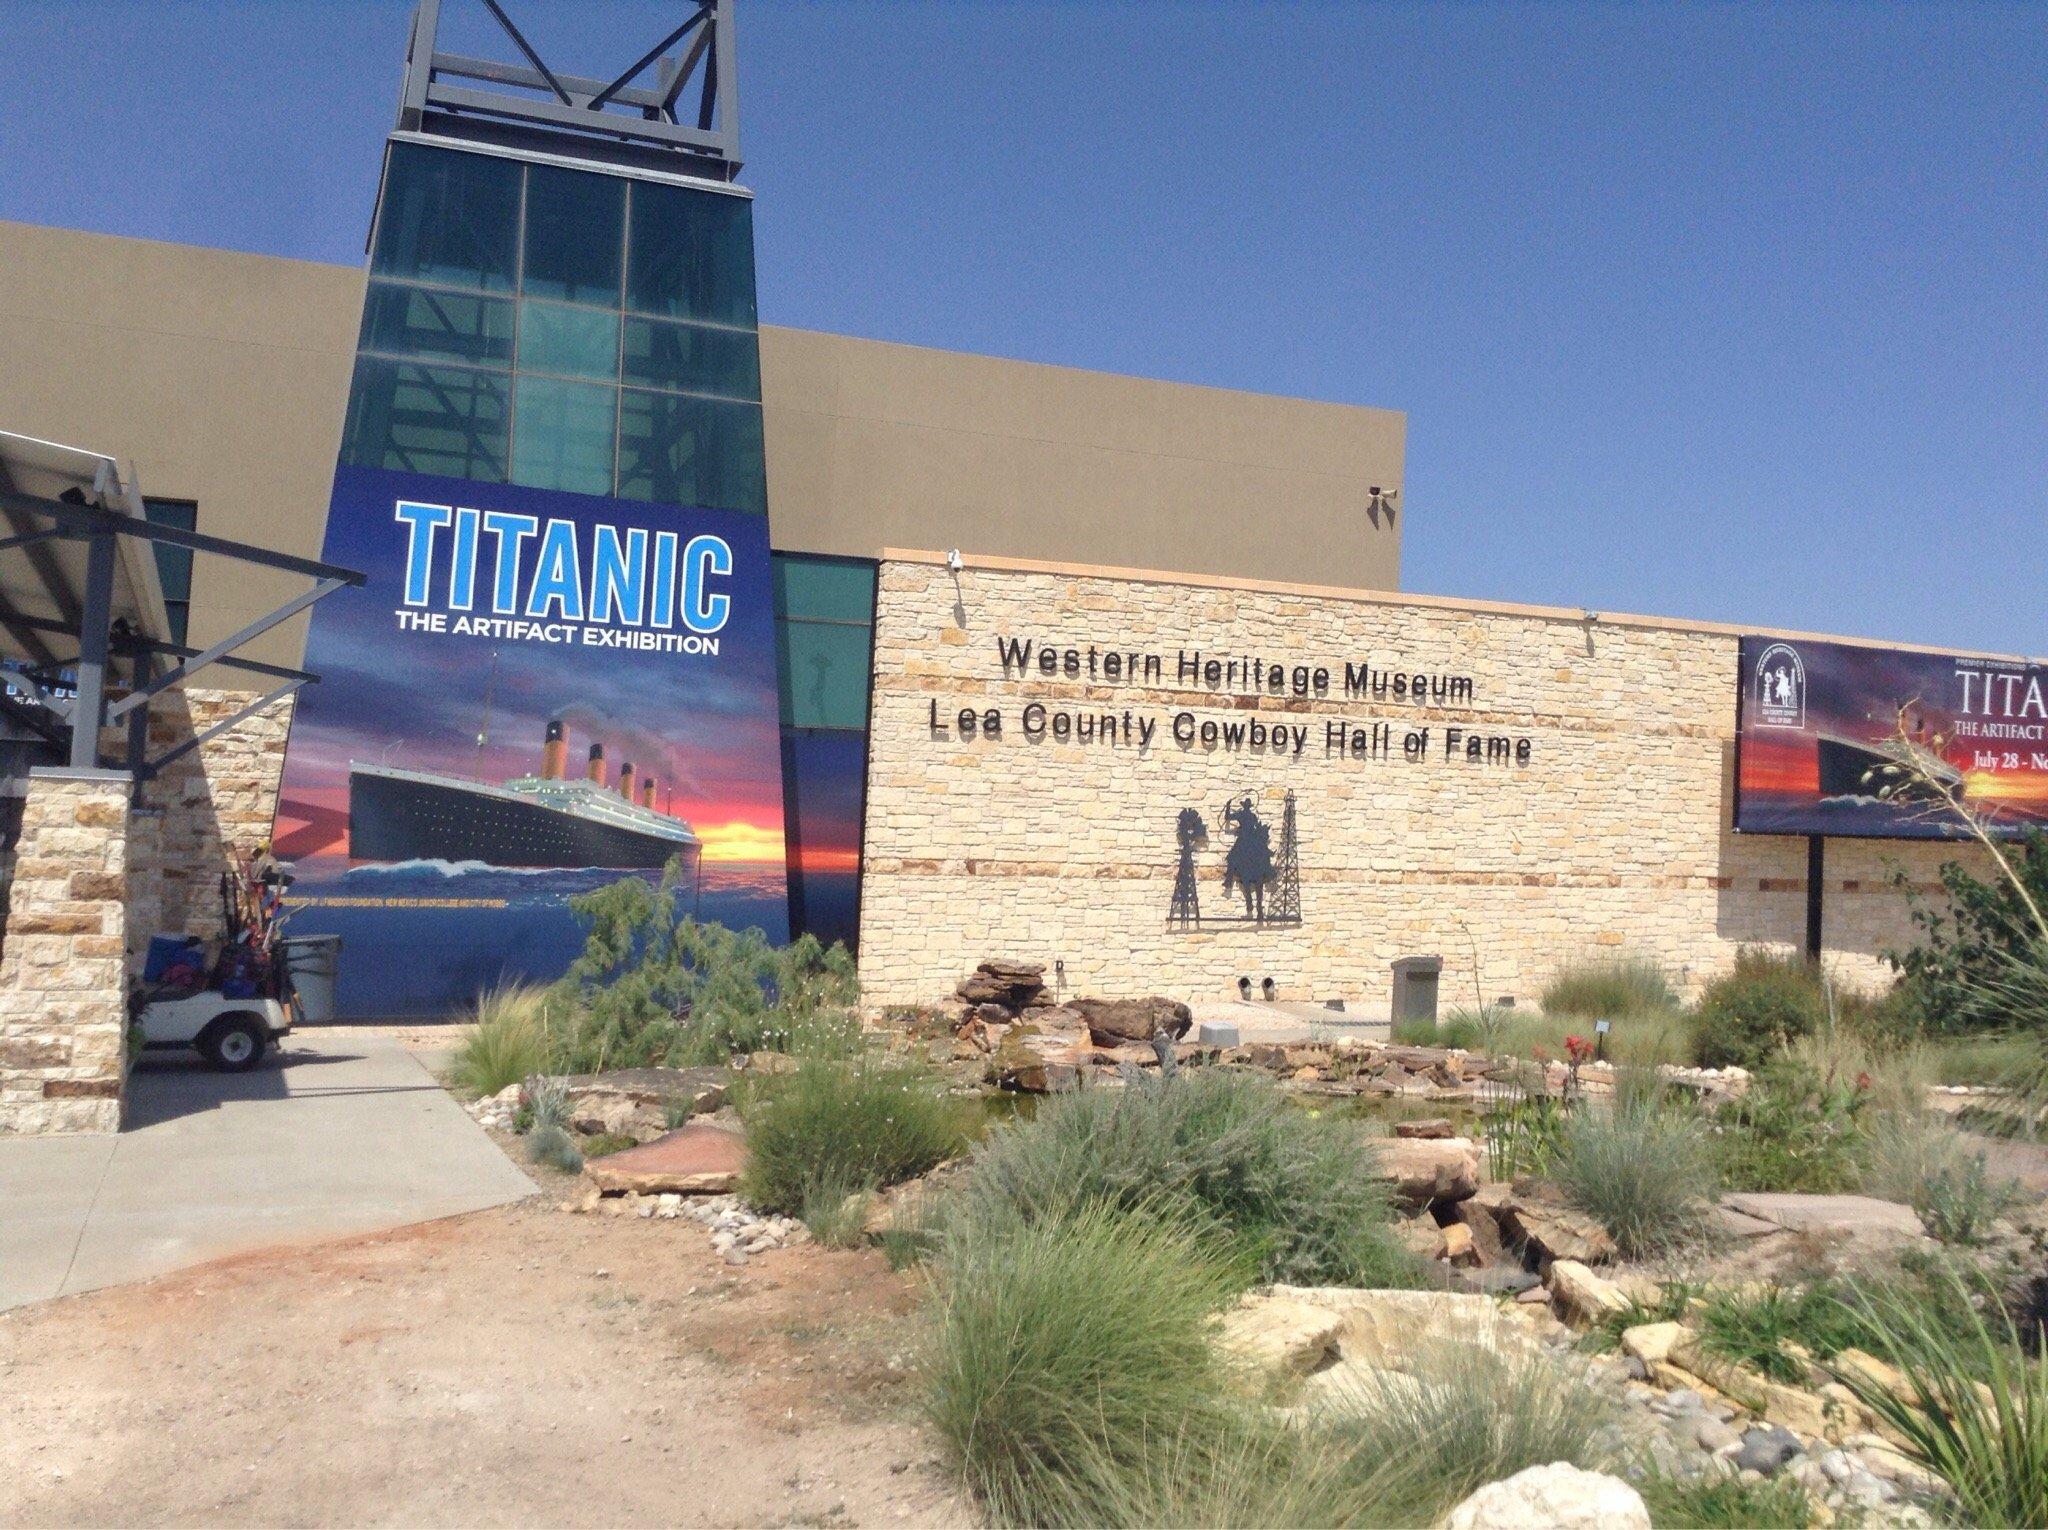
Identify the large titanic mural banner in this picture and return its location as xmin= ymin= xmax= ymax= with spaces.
xmin=272 ymin=465 xmax=789 ymax=1017
xmin=1734 ymin=634 xmax=2048 ymax=841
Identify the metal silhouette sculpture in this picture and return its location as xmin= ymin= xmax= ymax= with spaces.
xmin=1167 ymin=790 xmax=1302 ymax=929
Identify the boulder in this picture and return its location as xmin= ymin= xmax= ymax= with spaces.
xmin=1547 ymin=1259 xmax=1631 ymax=1325
xmin=1720 ymin=1193 xmax=1927 ymax=1256
xmin=1393 ymin=1117 xmax=1456 ymax=1139
xmin=1263 ymin=1285 xmax=1545 ymax=1366
xmin=1500 ymin=1198 xmax=1620 ymax=1265
xmin=584 ymin=1122 xmax=747 ymax=1195
xmin=978 ymin=957 xmax=1046 ymax=985
xmin=1441 ymin=1220 xmax=1480 ymax=1266
xmin=1442 ymin=1464 xmax=1650 ymax=1530
xmin=550 ymin=1067 xmax=730 ymax=1141
xmin=1447 ymin=1196 xmax=1506 ymax=1266
xmin=1217 ymin=1289 xmax=1345 ymax=1379
xmin=1069 ymin=996 xmax=1192 ymax=1047
xmin=1621 ymin=1321 xmax=1689 ymax=1367
xmin=1394 ymin=1212 xmax=1449 ymax=1260
xmin=988 ymin=1019 xmax=1091 ymax=1093
xmin=1368 ymin=1136 xmax=1481 ymax=1207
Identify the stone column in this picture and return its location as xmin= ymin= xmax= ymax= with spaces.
xmin=0 ymin=769 xmax=131 ymax=1135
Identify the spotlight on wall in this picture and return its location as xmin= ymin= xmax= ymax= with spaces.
xmin=945 ymin=547 xmax=964 ymax=573
xmin=1237 ymin=976 xmax=1252 ymax=999
xmin=1365 ymin=487 xmax=1399 ymax=530
xmin=1260 ymin=976 xmax=1277 ymax=1002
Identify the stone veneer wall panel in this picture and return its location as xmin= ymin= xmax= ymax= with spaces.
xmin=856 ymin=559 xmax=1987 ymax=1011
xmin=0 ymin=772 xmax=131 ymax=1135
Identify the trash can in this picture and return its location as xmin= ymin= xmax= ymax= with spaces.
xmin=1389 ymin=955 xmax=1443 ymax=1024
xmin=282 ymin=934 xmax=343 ymax=1023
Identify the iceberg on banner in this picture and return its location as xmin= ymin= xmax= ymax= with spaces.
xmin=271 ymin=465 xmax=789 ymax=1018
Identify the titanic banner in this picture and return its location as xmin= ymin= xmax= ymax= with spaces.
xmin=1734 ymin=635 xmax=2048 ymax=840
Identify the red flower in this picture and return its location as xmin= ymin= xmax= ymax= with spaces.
xmin=1564 ymin=1035 xmax=1594 ymax=1063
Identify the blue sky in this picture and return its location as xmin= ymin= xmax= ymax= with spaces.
xmin=2 ymin=1 xmax=2042 ymax=656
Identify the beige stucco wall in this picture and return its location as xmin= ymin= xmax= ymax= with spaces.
xmin=857 ymin=554 xmax=1984 ymax=1012
xmin=0 ymin=221 xmax=1406 ymax=675
xmin=758 ymin=327 xmax=1403 ymax=590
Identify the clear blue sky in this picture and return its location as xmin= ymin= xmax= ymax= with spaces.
xmin=3 ymin=1 xmax=2042 ymax=656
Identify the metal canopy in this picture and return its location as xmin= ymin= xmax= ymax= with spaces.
xmin=0 ymin=430 xmax=364 ymax=783
xmin=398 ymin=0 xmax=741 ymax=181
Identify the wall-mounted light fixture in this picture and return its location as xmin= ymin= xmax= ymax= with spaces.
xmin=1237 ymin=975 xmax=1252 ymax=999
xmin=1365 ymin=487 xmax=1399 ymax=530
xmin=1260 ymin=976 xmax=1277 ymax=1002
xmin=945 ymin=547 xmax=964 ymax=573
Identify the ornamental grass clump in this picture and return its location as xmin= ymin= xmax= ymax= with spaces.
xmin=1831 ymin=1269 xmax=2048 ymax=1530
xmin=738 ymin=1053 xmax=973 ymax=1221
xmin=1862 ymin=1113 xmax=2026 ymax=1245
xmin=445 ymin=981 xmax=555 ymax=1097
xmin=952 ymin=1068 xmax=1421 ymax=1289
xmin=1548 ymin=1083 xmax=1717 ymax=1257
xmin=923 ymin=1201 xmax=1244 ymax=1527
xmin=1541 ymin=953 xmax=1680 ymax=1020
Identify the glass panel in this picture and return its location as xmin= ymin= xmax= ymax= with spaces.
xmin=510 ymin=375 xmax=617 ymax=495
xmin=341 ymin=358 xmax=510 ymax=482
xmin=777 ymin=621 xmax=872 ymax=730
xmin=518 ymin=300 xmax=619 ymax=381
xmin=163 ymin=601 xmax=190 ymax=648
xmin=772 ymin=557 xmax=875 ymax=625
xmin=360 ymin=281 xmax=514 ymax=366
xmin=370 ymin=141 xmax=519 ymax=292
xmin=621 ymin=316 xmax=759 ymax=400
xmin=626 ymin=180 xmax=757 ymax=326
xmin=615 ymin=389 xmax=765 ymax=514
xmin=781 ymin=729 xmax=868 ymax=952
xmin=522 ymin=164 xmax=624 ymax=306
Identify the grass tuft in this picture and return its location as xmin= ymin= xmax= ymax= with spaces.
xmin=445 ymin=982 xmax=555 ymax=1097
xmin=738 ymin=1054 xmax=972 ymax=1222
xmin=1541 ymin=953 xmax=1680 ymax=1019
xmin=525 ymin=1122 xmax=583 ymax=1174
xmin=1634 ymin=1469 xmax=1817 ymax=1528
xmin=1550 ymin=1087 xmax=1717 ymax=1258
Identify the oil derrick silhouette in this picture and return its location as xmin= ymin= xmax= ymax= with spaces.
xmin=1268 ymin=790 xmax=1301 ymax=924
xmin=1169 ymin=806 xmax=1207 ymax=928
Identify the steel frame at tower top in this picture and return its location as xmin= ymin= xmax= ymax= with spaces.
xmin=397 ymin=0 xmax=741 ymax=181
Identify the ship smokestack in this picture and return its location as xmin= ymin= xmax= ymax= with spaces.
xmin=587 ymin=743 xmax=604 ymax=783
xmin=541 ymin=720 xmax=567 ymax=780
xmin=641 ymin=777 xmax=656 ymax=810
xmin=618 ymin=760 xmax=634 ymax=800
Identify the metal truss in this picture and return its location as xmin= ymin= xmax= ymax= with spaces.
xmin=398 ymin=0 xmax=741 ymax=180
xmin=0 ymin=488 xmax=363 ymax=784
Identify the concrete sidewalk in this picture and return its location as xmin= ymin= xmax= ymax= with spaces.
xmin=0 ymin=1032 xmax=534 ymax=1312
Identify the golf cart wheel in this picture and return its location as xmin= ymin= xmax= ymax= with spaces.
xmin=201 ymin=1015 xmax=268 ymax=1073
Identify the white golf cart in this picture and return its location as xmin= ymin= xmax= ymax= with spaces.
xmin=136 ymin=991 xmax=295 ymax=1072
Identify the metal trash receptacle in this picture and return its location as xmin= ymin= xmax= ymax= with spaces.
xmin=282 ymin=934 xmax=343 ymax=1023
xmin=1389 ymin=955 xmax=1443 ymax=1024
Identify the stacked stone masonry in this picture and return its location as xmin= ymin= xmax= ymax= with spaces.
xmin=0 ymin=773 xmax=131 ymax=1134
xmin=856 ymin=559 xmax=1988 ymax=1011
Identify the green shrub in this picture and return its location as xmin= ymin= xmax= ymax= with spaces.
xmin=526 ymin=1123 xmax=583 ymax=1173
xmin=1693 ymin=948 xmax=1826 ymax=1069
xmin=1863 ymin=1114 xmax=2025 ymax=1244
xmin=1541 ymin=954 xmax=1679 ymax=1019
xmin=1888 ymin=828 xmax=2048 ymax=1034
xmin=1711 ymin=1058 xmax=1868 ymax=1193
xmin=1696 ymin=1282 xmax=1866 ymax=1384
xmin=445 ymin=982 xmax=555 ymax=1097
xmin=1550 ymin=1093 xmax=1716 ymax=1257
xmin=953 ymin=1070 xmax=1422 ymax=1289
xmin=1831 ymin=1268 xmax=2048 ymax=1530
xmin=923 ymin=1202 xmax=1242 ymax=1526
xmin=1634 ymin=1470 xmax=1816 ymax=1528
xmin=550 ymin=866 xmax=859 ymax=1071
xmin=739 ymin=1054 xmax=972 ymax=1220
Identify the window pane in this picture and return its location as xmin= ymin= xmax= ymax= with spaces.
xmin=781 ymin=728 xmax=869 ymax=952
xmin=522 ymin=164 xmax=623 ymax=306
xmin=777 ymin=621 xmax=872 ymax=730
xmin=511 ymin=376 xmax=616 ymax=495
xmin=518 ymin=300 xmax=619 ymax=381
xmin=626 ymin=181 xmax=756 ymax=325
xmin=772 ymin=557 xmax=874 ymax=625
xmin=615 ymin=389 xmax=765 ymax=514
xmin=360 ymin=281 xmax=514 ymax=366
xmin=621 ymin=317 xmax=759 ymax=400
xmin=342 ymin=358 xmax=510 ymax=482
xmin=142 ymin=499 xmax=196 ymax=645
xmin=370 ymin=142 xmax=519 ymax=292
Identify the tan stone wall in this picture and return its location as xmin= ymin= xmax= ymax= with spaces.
xmin=0 ymin=773 xmax=130 ymax=1135
xmin=857 ymin=558 xmax=1984 ymax=1012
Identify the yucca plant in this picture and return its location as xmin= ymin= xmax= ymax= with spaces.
xmin=1831 ymin=1270 xmax=2048 ymax=1530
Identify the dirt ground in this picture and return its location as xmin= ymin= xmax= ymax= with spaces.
xmin=0 ymin=1192 xmax=971 ymax=1528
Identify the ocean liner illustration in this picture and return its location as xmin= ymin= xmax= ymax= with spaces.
xmin=348 ymin=721 xmax=701 ymax=871
xmin=1813 ymin=702 xmax=1960 ymax=805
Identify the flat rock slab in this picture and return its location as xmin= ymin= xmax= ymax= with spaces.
xmin=1721 ymin=1193 xmax=1923 ymax=1240
xmin=555 ymin=1067 xmax=730 ymax=1104
xmin=586 ymin=1123 xmax=748 ymax=1195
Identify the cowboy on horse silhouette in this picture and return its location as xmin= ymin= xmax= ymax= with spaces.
xmin=1220 ymin=795 xmax=1276 ymax=921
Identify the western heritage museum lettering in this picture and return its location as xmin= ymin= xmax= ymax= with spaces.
xmin=855 ymin=556 xmax=1989 ymax=1017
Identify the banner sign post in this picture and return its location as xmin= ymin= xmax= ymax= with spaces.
xmin=1735 ymin=634 xmax=2048 ymax=840
xmin=271 ymin=465 xmax=790 ymax=1018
